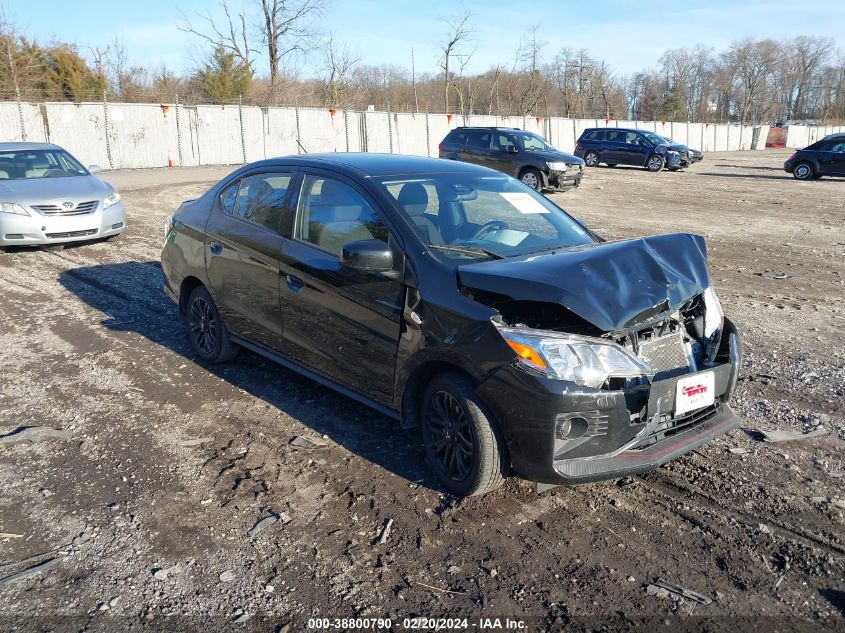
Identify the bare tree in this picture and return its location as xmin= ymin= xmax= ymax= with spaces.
xmin=779 ymin=36 xmax=835 ymax=119
xmin=723 ymin=38 xmax=781 ymax=124
xmin=0 ymin=6 xmax=42 ymax=95
xmin=319 ymin=34 xmax=359 ymax=108
xmin=258 ymin=0 xmax=328 ymax=91
xmin=437 ymin=9 xmax=474 ymax=114
xmin=179 ymin=1 xmax=253 ymax=71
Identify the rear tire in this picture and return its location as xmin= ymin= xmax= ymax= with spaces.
xmin=583 ymin=151 xmax=599 ymax=167
xmin=420 ymin=372 xmax=507 ymax=497
xmin=792 ymin=162 xmax=814 ymax=180
xmin=186 ymin=286 xmax=239 ymax=363
xmin=646 ymin=154 xmax=665 ymax=172
xmin=519 ymin=168 xmax=543 ymax=192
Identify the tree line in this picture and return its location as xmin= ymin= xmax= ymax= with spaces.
xmin=2 ymin=2 xmax=843 ymax=124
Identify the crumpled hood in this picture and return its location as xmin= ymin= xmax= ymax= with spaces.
xmin=0 ymin=175 xmax=112 ymax=202
xmin=458 ymin=233 xmax=711 ymax=332
xmin=526 ymin=149 xmax=584 ymax=164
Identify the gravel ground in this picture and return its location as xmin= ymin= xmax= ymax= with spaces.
xmin=0 ymin=150 xmax=843 ymax=632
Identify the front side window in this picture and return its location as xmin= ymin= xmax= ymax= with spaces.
xmin=0 ymin=149 xmax=88 ymax=180
xmin=295 ymin=175 xmax=389 ymax=256
xmin=379 ymin=173 xmax=593 ymax=261
xmin=517 ymin=133 xmax=553 ymax=151
xmin=219 ymin=172 xmax=291 ymax=233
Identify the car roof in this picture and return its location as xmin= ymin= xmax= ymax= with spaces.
xmin=0 ymin=142 xmax=63 ymax=152
xmin=245 ymin=152 xmax=497 ymax=178
xmin=451 ymin=127 xmax=525 ymax=132
xmin=582 ymin=127 xmax=643 ymax=133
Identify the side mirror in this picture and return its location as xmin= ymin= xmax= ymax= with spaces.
xmin=508 ymin=145 xmax=518 ymax=154
xmin=88 ymin=164 xmax=103 ymax=174
xmin=341 ymin=239 xmax=393 ymax=272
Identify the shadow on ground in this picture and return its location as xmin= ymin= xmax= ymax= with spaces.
xmin=58 ymin=260 xmax=438 ymax=493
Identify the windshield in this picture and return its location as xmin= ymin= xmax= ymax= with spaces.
xmin=640 ymin=131 xmax=668 ymax=146
xmin=516 ymin=133 xmax=554 ymax=151
xmin=0 ymin=149 xmax=88 ymax=180
xmin=378 ymin=173 xmax=594 ymax=261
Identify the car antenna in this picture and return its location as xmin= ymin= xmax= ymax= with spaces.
xmin=296 ymin=140 xmax=308 ymax=154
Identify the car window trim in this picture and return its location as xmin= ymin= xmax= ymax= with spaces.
xmin=215 ymin=166 xmax=299 ymax=236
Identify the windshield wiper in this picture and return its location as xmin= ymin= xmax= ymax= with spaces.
xmin=429 ymin=244 xmax=504 ymax=259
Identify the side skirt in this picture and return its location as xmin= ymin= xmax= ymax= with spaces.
xmin=230 ymin=335 xmax=401 ymax=421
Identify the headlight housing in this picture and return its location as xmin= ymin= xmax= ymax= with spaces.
xmin=546 ymin=161 xmax=568 ymax=171
xmin=701 ymin=286 xmax=725 ymax=344
xmin=103 ymin=192 xmax=121 ymax=209
xmin=499 ymin=327 xmax=654 ymax=389
xmin=0 ymin=202 xmax=29 ymax=216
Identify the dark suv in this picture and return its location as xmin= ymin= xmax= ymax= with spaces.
xmin=575 ymin=128 xmax=702 ymax=171
xmin=162 ymin=153 xmax=740 ymax=497
xmin=783 ymin=134 xmax=845 ymax=180
xmin=439 ymin=127 xmax=584 ymax=192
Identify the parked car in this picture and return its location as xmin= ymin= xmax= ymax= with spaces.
xmin=0 ymin=143 xmax=124 ymax=253
xmin=161 ymin=153 xmax=741 ymax=496
xmin=575 ymin=128 xmax=702 ymax=171
xmin=439 ymin=127 xmax=584 ymax=192
xmin=783 ymin=134 xmax=845 ymax=180
xmin=658 ymin=135 xmax=704 ymax=163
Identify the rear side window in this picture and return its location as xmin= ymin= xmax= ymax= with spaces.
xmin=581 ymin=130 xmax=604 ymax=141
xmin=443 ymin=130 xmax=468 ymax=150
xmin=219 ymin=172 xmax=292 ymax=233
xmin=467 ymin=131 xmax=491 ymax=151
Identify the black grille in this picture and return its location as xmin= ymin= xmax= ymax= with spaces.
xmin=627 ymin=404 xmax=720 ymax=451
xmin=44 ymin=229 xmax=97 ymax=239
xmin=32 ymin=200 xmax=98 ymax=216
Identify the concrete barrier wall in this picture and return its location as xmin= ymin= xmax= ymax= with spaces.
xmin=0 ymin=99 xmax=785 ymax=169
xmin=0 ymin=103 xmax=48 ymax=143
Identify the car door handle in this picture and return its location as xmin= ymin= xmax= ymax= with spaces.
xmin=209 ymin=240 xmax=223 ymax=255
xmin=285 ymin=274 xmax=304 ymax=292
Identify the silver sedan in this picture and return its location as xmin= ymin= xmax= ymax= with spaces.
xmin=0 ymin=142 xmax=125 ymax=252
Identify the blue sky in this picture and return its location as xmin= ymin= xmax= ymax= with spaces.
xmin=6 ymin=0 xmax=845 ymax=77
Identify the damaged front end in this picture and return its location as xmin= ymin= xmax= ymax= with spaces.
xmin=461 ymin=234 xmax=742 ymax=485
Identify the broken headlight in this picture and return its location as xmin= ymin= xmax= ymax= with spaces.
xmin=701 ymin=286 xmax=724 ymax=359
xmin=499 ymin=327 xmax=654 ymax=388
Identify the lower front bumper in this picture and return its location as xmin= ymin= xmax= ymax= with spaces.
xmin=476 ymin=325 xmax=741 ymax=485
xmin=0 ymin=203 xmax=125 ymax=247
xmin=546 ymin=171 xmax=583 ymax=191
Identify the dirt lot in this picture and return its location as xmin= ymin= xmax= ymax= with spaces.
xmin=0 ymin=149 xmax=843 ymax=632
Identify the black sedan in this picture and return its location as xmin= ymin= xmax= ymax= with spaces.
xmin=161 ymin=153 xmax=741 ymax=496
xmin=784 ymin=134 xmax=845 ymax=180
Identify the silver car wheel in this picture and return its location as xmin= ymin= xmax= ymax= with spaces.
xmin=521 ymin=171 xmax=539 ymax=189
xmin=794 ymin=163 xmax=812 ymax=180
xmin=584 ymin=151 xmax=599 ymax=167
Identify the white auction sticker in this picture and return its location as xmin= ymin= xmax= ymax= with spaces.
xmin=674 ymin=371 xmax=715 ymax=416
xmin=499 ymin=192 xmax=550 ymax=214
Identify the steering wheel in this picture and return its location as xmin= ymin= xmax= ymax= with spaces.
xmin=470 ymin=220 xmax=508 ymax=241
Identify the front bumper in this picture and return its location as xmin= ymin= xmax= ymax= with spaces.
xmin=783 ymin=160 xmax=795 ymax=173
xmin=476 ymin=324 xmax=741 ymax=485
xmin=0 ymin=202 xmax=125 ymax=247
xmin=546 ymin=168 xmax=583 ymax=191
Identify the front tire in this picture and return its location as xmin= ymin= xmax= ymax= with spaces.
xmin=792 ymin=162 xmax=814 ymax=180
xmin=646 ymin=154 xmax=665 ymax=172
xmin=583 ymin=151 xmax=599 ymax=167
xmin=420 ymin=372 xmax=507 ymax=497
xmin=519 ymin=168 xmax=543 ymax=192
xmin=186 ymin=286 xmax=239 ymax=363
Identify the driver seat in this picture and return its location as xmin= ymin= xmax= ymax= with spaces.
xmin=397 ymin=183 xmax=443 ymax=244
